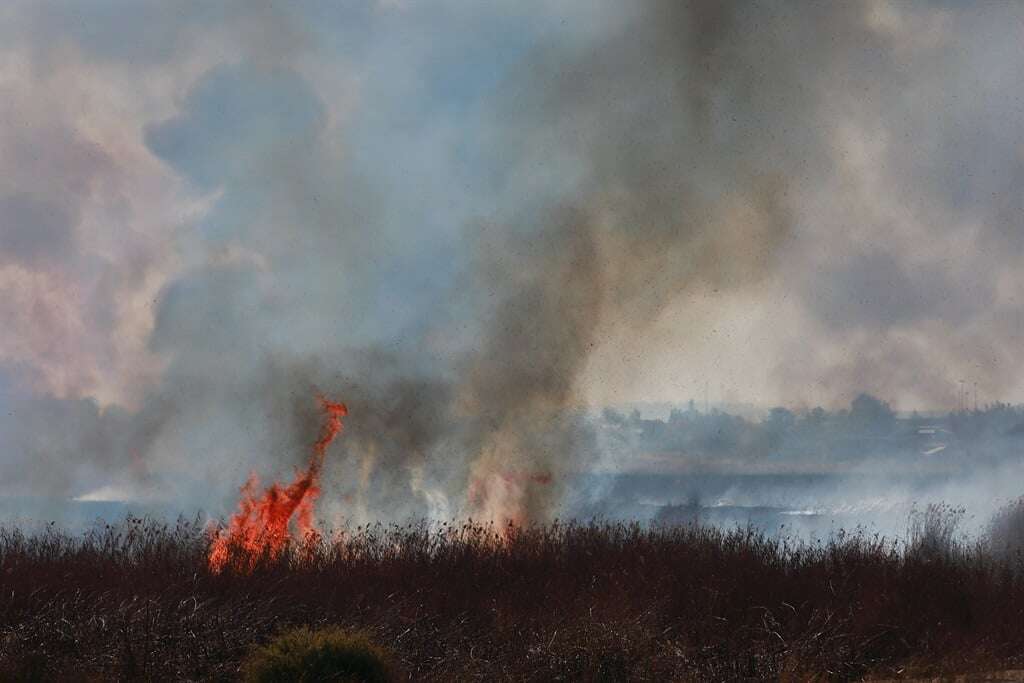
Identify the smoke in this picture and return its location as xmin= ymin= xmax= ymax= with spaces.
xmin=129 ymin=0 xmax=800 ymax=524
xmin=5 ymin=1 xmax=1024 ymax=528
xmin=448 ymin=0 xmax=802 ymax=521
xmin=132 ymin=1 xmax=794 ymax=525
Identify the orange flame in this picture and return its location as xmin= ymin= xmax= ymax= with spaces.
xmin=208 ymin=396 xmax=348 ymax=573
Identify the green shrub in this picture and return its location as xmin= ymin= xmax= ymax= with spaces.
xmin=242 ymin=626 xmax=396 ymax=683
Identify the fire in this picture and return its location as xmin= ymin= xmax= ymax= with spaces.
xmin=467 ymin=467 xmax=553 ymax=530
xmin=208 ymin=396 xmax=348 ymax=572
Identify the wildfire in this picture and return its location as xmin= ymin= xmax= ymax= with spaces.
xmin=208 ymin=396 xmax=348 ymax=573
xmin=467 ymin=468 xmax=553 ymax=530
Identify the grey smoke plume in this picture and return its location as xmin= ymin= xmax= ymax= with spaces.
xmin=4 ymin=1 xmax=1024 ymax=527
xmin=123 ymin=0 xmax=800 ymax=523
xmin=449 ymin=0 xmax=798 ymax=521
xmin=0 ymin=1 xmax=810 ymax=520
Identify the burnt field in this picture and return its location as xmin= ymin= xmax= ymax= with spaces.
xmin=2 ymin=509 xmax=1024 ymax=682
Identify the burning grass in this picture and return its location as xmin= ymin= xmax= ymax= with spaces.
xmin=3 ymin=514 xmax=1024 ymax=681
xmin=208 ymin=397 xmax=347 ymax=574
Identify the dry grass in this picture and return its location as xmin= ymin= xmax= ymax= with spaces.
xmin=989 ymin=497 xmax=1024 ymax=564
xmin=1 ymin=514 xmax=1024 ymax=681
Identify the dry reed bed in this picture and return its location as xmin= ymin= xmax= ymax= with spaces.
xmin=1 ymin=510 xmax=1023 ymax=681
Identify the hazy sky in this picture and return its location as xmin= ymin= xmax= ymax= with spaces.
xmin=2 ymin=1 xmax=1024 ymax=506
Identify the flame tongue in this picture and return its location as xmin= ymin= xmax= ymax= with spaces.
xmin=312 ymin=397 xmax=347 ymax=466
xmin=208 ymin=396 xmax=348 ymax=573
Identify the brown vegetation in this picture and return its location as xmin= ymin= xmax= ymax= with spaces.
xmin=1 ymin=512 xmax=1024 ymax=681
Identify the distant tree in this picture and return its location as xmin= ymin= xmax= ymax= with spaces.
xmin=759 ymin=406 xmax=796 ymax=453
xmin=765 ymin=407 xmax=796 ymax=431
xmin=695 ymin=411 xmax=743 ymax=454
xmin=668 ymin=408 xmax=684 ymax=424
xmin=602 ymin=407 xmax=626 ymax=426
xmin=849 ymin=393 xmax=895 ymax=432
xmin=803 ymin=406 xmax=827 ymax=429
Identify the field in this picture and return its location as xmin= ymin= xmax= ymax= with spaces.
xmin=2 ymin=509 xmax=1024 ymax=682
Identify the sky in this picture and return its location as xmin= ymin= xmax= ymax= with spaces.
xmin=2 ymin=1 xmax=1024 ymax=515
